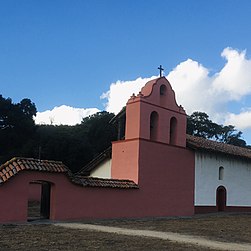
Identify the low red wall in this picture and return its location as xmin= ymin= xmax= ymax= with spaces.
xmin=0 ymin=140 xmax=195 ymax=223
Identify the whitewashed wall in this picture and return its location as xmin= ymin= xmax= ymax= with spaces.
xmin=90 ymin=158 xmax=112 ymax=179
xmin=195 ymin=151 xmax=251 ymax=206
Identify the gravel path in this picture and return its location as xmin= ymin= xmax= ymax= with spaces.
xmin=55 ymin=223 xmax=251 ymax=251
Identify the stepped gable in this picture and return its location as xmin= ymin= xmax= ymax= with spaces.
xmin=0 ymin=157 xmax=69 ymax=184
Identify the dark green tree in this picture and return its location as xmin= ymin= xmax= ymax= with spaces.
xmin=80 ymin=111 xmax=117 ymax=156
xmin=0 ymin=95 xmax=37 ymax=164
xmin=187 ymin=111 xmax=246 ymax=147
xmin=34 ymin=111 xmax=117 ymax=172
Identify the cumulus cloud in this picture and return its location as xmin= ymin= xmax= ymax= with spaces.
xmin=212 ymin=48 xmax=251 ymax=100
xmin=225 ymin=110 xmax=251 ymax=130
xmin=35 ymin=105 xmax=100 ymax=125
xmin=167 ymin=59 xmax=214 ymax=114
xmin=101 ymin=47 xmax=251 ymax=132
xmin=36 ymin=47 xmax=251 ymax=134
xmin=101 ymin=76 xmax=157 ymax=114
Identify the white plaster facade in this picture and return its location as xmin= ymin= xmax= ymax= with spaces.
xmin=90 ymin=159 xmax=112 ymax=179
xmin=195 ymin=151 xmax=251 ymax=206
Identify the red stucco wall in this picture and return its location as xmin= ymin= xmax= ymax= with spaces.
xmin=28 ymin=182 xmax=41 ymax=201
xmin=111 ymin=139 xmax=140 ymax=183
xmin=138 ymin=139 xmax=195 ymax=216
xmin=0 ymin=141 xmax=194 ymax=224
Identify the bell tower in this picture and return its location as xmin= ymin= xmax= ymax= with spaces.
xmin=111 ymin=77 xmax=187 ymax=183
xmin=125 ymin=77 xmax=187 ymax=146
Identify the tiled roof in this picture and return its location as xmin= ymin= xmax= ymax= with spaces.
xmin=0 ymin=157 xmax=69 ymax=184
xmin=0 ymin=157 xmax=138 ymax=189
xmin=71 ymin=175 xmax=138 ymax=189
xmin=77 ymin=146 xmax=112 ymax=176
xmin=186 ymin=134 xmax=251 ymax=160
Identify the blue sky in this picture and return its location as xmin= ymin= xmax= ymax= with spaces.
xmin=1 ymin=1 xmax=251 ymax=143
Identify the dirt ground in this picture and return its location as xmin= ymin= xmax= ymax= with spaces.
xmin=91 ymin=213 xmax=251 ymax=244
xmin=0 ymin=213 xmax=250 ymax=251
xmin=0 ymin=224 xmax=211 ymax=251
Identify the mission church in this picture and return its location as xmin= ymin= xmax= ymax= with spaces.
xmin=0 ymin=76 xmax=251 ymax=223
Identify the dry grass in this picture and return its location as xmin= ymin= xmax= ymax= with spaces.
xmin=0 ymin=224 xmax=210 ymax=251
xmin=0 ymin=213 xmax=250 ymax=250
xmin=92 ymin=213 xmax=251 ymax=243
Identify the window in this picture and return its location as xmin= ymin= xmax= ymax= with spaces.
xmin=219 ymin=166 xmax=224 ymax=180
xmin=170 ymin=117 xmax=177 ymax=145
xmin=160 ymin=84 xmax=167 ymax=96
xmin=150 ymin=111 xmax=159 ymax=141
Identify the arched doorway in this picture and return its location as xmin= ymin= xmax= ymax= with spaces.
xmin=216 ymin=186 xmax=227 ymax=212
xmin=28 ymin=181 xmax=51 ymax=221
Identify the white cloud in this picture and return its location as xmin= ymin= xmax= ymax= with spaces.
xmin=225 ymin=110 xmax=251 ymax=130
xmin=35 ymin=47 xmax=251 ymax=135
xmin=212 ymin=47 xmax=251 ymax=100
xmin=35 ymin=105 xmax=100 ymax=125
xmin=101 ymin=47 xmax=251 ymax=132
xmin=101 ymin=76 xmax=157 ymax=114
xmin=167 ymin=59 xmax=214 ymax=115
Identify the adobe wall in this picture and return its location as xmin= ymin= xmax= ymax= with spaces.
xmin=28 ymin=182 xmax=41 ymax=201
xmin=111 ymin=139 xmax=140 ymax=183
xmin=0 ymin=171 xmax=66 ymax=223
xmin=0 ymin=142 xmax=194 ymax=224
xmin=0 ymin=172 xmax=29 ymax=223
xmin=51 ymin=138 xmax=195 ymax=220
xmin=138 ymin=139 xmax=195 ymax=216
xmin=195 ymin=151 xmax=251 ymax=213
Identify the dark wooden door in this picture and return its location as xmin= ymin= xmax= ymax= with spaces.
xmin=40 ymin=182 xmax=51 ymax=219
xmin=217 ymin=186 xmax=226 ymax=212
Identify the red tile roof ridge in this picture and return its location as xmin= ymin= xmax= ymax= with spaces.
xmin=71 ymin=175 xmax=138 ymax=189
xmin=77 ymin=175 xmax=135 ymax=182
xmin=186 ymin=134 xmax=251 ymax=160
xmin=0 ymin=157 xmax=70 ymax=184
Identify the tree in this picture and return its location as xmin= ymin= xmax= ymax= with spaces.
xmin=220 ymin=126 xmax=246 ymax=147
xmin=0 ymin=96 xmax=36 ymax=131
xmin=0 ymin=95 xmax=37 ymax=164
xmin=33 ymin=111 xmax=117 ymax=173
xmin=187 ymin=112 xmax=221 ymax=139
xmin=187 ymin=111 xmax=246 ymax=147
xmin=18 ymin=98 xmax=37 ymax=118
xmin=0 ymin=95 xmax=13 ymax=130
xmin=80 ymin=111 xmax=117 ymax=156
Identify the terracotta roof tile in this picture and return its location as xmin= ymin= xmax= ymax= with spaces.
xmin=0 ymin=157 xmax=137 ymax=189
xmin=71 ymin=175 xmax=138 ymax=189
xmin=0 ymin=157 xmax=69 ymax=184
xmin=186 ymin=134 xmax=251 ymax=160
